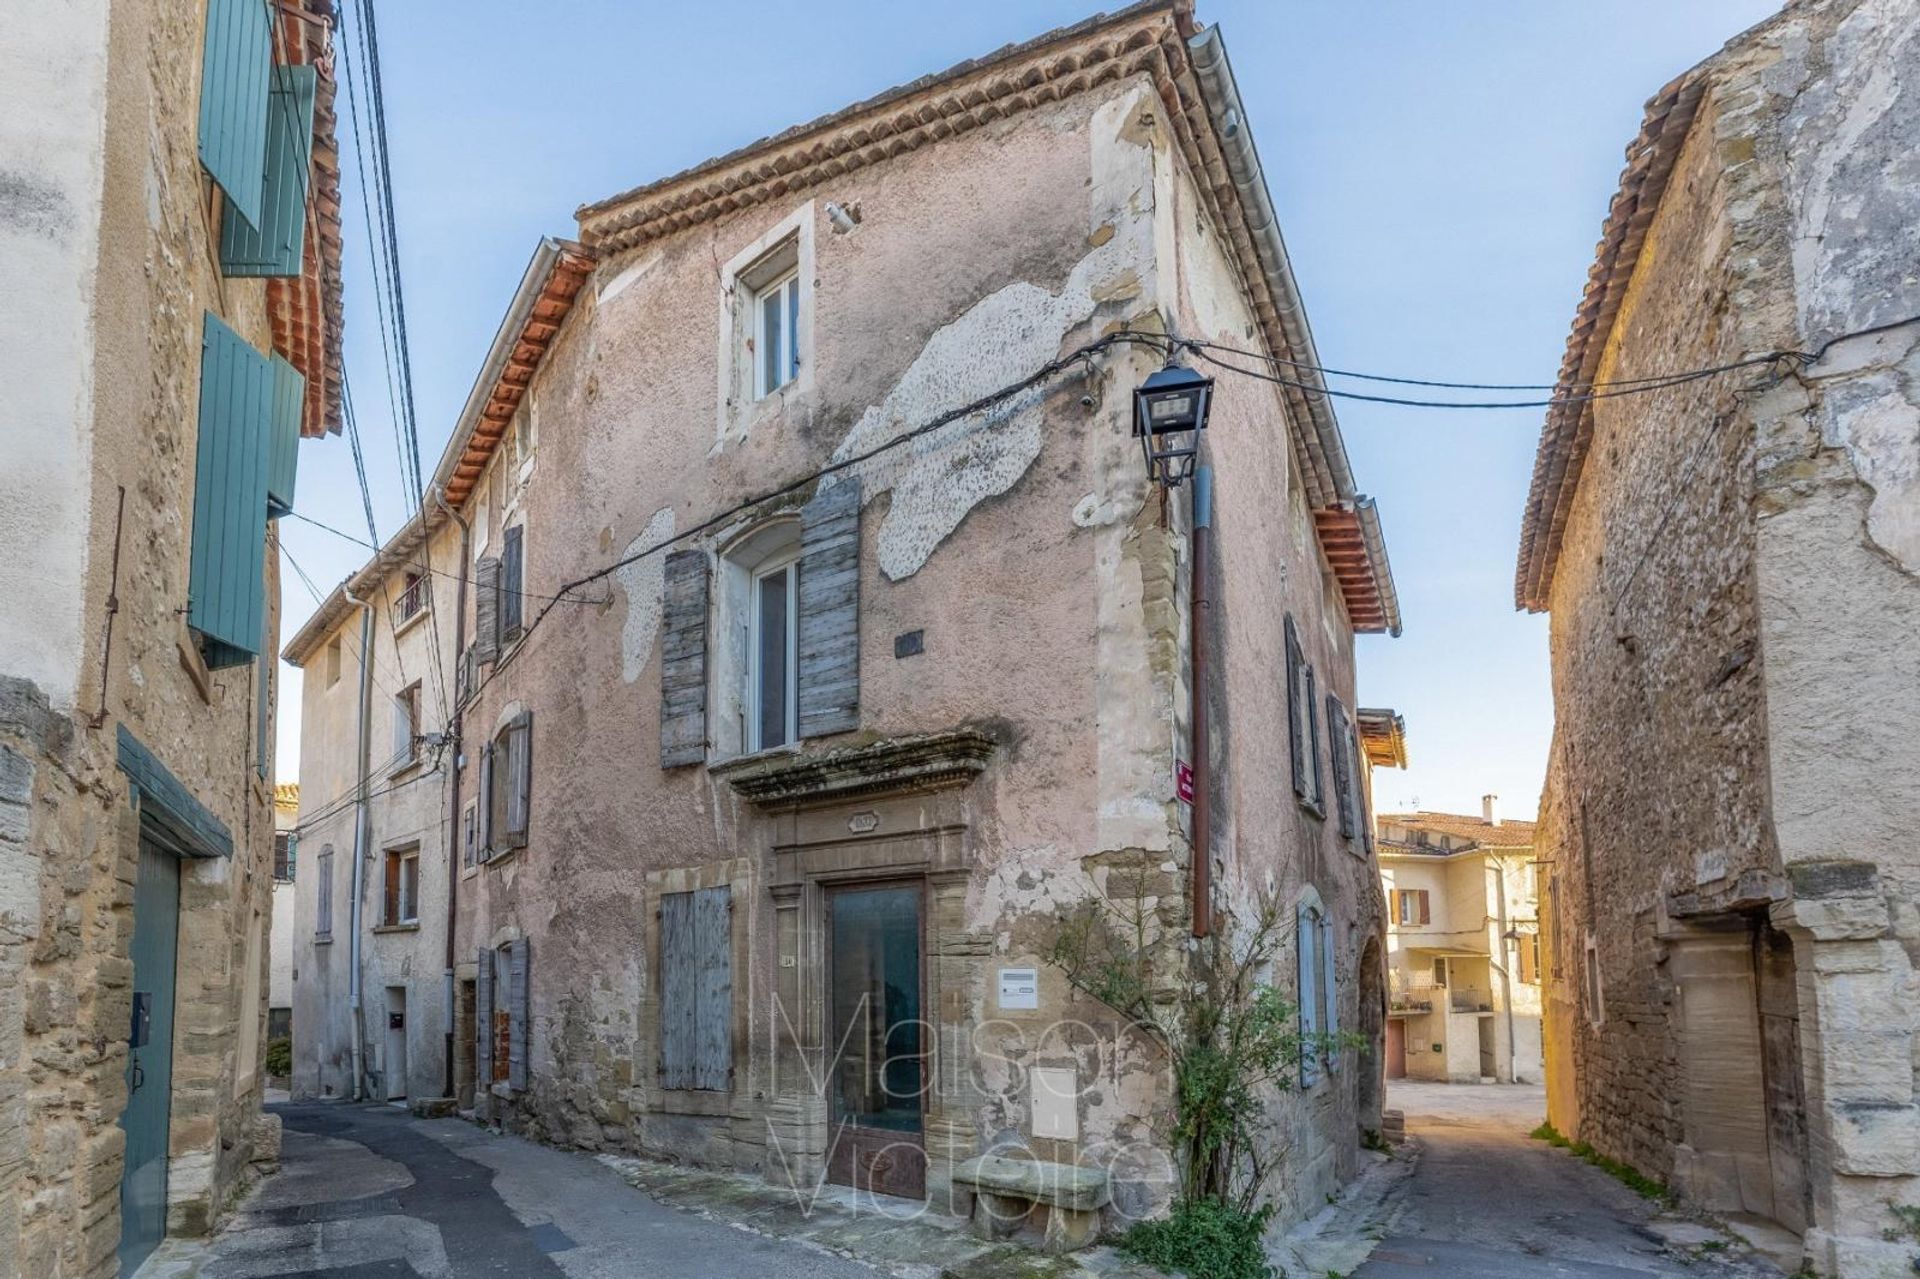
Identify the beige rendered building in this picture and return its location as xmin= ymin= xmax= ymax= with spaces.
xmin=1378 ymin=803 xmax=1541 ymax=1086
xmin=0 ymin=0 xmax=342 ymax=1273
xmin=290 ymin=0 xmax=1406 ymax=1241
xmin=1520 ymin=1 xmax=1920 ymax=1273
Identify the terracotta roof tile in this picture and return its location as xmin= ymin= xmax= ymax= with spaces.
xmin=1378 ymin=810 xmax=1537 ymax=848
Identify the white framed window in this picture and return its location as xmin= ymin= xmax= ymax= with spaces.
xmin=714 ymin=519 xmax=802 ymax=758
xmin=753 ymin=265 xmax=801 ymax=400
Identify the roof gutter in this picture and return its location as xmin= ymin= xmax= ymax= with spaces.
xmin=1186 ymin=25 xmax=1356 ymax=504
xmin=1355 ymin=496 xmax=1402 ymax=637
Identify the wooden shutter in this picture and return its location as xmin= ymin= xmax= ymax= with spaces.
xmin=477 ymin=742 xmax=494 ymax=861
xmin=503 ymin=711 xmax=532 ymax=850
xmin=797 ymin=480 xmax=860 ymax=739
xmin=660 ymin=886 xmax=733 ymax=1091
xmin=197 ymin=0 xmax=274 ymax=229
xmin=1320 ymin=915 xmax=1338 ymax=1071
xmin=475 ymin=944 xmax=494 ymax=1086
xmin=1297 ymin=901 xmax=1321 ymax=1086
xmin=1356 ymin=723 xmax=1376 ymax=855
xmin=1326 ymin=696 xmax=1355 ymax=839
xmin=1284 ymin=616 xmax=1306 ymax=800
xmin=473 ymin=556 xmax=501 ymax=666
xmin=220 ymin=64 xmax=316 ymax=277
xmin=189 ymin=312 xmax=273 ymax=668
xmin=508 ymin=939 xmax=530 ymax=1091
xmin=693 ymin=886 xmax=732 ymax=1090
xmin=501 ymin=525 xmax=525 ymax=640
xmin=1304 ymin=665 xmax=1325 ymax=809
xmin=265 ymin=355 xmax=303 ymax=517
xmin=1419 ymin=892 xmax=1431 ymax=926
xmin=659 ymin=891 xmax=695 ymax=1090
xmin=659 ymin=550 xmax=709 ymax=768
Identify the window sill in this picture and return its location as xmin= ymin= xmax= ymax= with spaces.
xmin=478 ymin=848 xmax=518 ymax=870
xmin=313 ymin=933 xmax=332 ymax=945
xmin=393 ymin=606 xmax=429 ymax=638
xmin=373 ymin=922 xmax=421 ymax=934
xmin=707 ymin=741 xmax=802 ymax=771
xmin=390 ymin=757 xmax=425 ymax=781
xmin=1298 ymin=799 xmax=1327 ymax=821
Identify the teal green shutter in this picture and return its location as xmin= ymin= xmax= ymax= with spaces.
xmin=220 ymin=65 xmax=316 ymax=276
xmin=266 ymin=354 xmax=303 ymax=517
xmin=197 ymin=0 xmax=274 ymax=230
xmin=189 ymin=313 xmax=272 ymax=669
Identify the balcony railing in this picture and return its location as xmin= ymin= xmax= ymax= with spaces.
xmin=1450 ymin=987 xmax=1492 ymax=1013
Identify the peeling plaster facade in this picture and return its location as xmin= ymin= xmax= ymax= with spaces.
xmin=294 ymin=2 xmax=1398 ymax=1242
xmin=0 ymin=2 xmax=340 ymax=1273
xmin=1524 ymin=3 xmax=1920 ymax=1274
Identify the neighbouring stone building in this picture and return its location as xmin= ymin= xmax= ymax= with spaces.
xmin=1378 ymin=801 xmax=1541 ymax=1086
xmin=0 ymin=0 xmax=342 ymax=1273
xmin=287 ymin=0 xmax=1405 ymax=1240
xmin=1519 ymin=2 xmax=1920 ymax=1273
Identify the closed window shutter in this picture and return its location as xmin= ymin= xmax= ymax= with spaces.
xmin=189 ymin=312 xmax=273 ymax=668
xmin=473 ymin=556 xmax=501 ymax=666
xmin=797 ymin=479 xmax=860 ymax=739
xmin=660 ymin=891 xmax=695 ymax=1089
xmin=220 ymin=64 xmax=316 ymax=277
xmin=1304 ymin=666 xmax=1325 ymax=808
xmin=265 ymin=355 xmax=303 ymax=518
xmin=504 ymin=711 xmax=532 ymax=849
xmin=1326 ymin=697 xmax=1354 ymax=839
xmin=1297 ymin=902 xmax=1321 ymax=1086
xmin=477 ymin=742 xmax=494 ymax=860
xmin=475 ymin=944 xmax=494 ymax=1085
xmin=693 ymin=885 xmax=732 ymax=1091
xmin=659 ymin=550 xmax=709 ymax=768
xmin=1321 ymin=915 xmax=1338 ymax=1071
xmin=1420 ymin=892 xmax=1431 ymax=926
xmin=1284 ymin=616 xmax=1306 ymax=799
xmin=501 ymin=525 xmax=524 ymax=640
xmin=508 ymin=939 xmax=530 ymax=1091
xmin=197 ymin=0 xmax=274 ymax=230
xmin=1356 ymin=724 xmax=1375 ymax=855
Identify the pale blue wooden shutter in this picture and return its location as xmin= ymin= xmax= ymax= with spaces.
xmin=220 ymin=64 xmax=316 ymax=276
xmin=197 ymin=0 xmax=274 ymax=230
xmin=189 ymin=312 xmax=273 ymax=668
xmin=659 ymin=551 xmax=709 ymax=767
xmin=508 ymin=940 xmax=530 ymax=1091
xmin=1298 ymin=902 xmax=1321 ymax=1087
xmin=659 ymin=892 xmax=695 ymax=1089
xmin=475 ymin=945 xmax=493 ymax=1085
xmin=797 ymin=479 xmax=860 ymax=738
xmin=693 ymin=886 xmax=732 ymax=1090
xmin=1321 ymin=915 xmax=1338 ymax=1072
xmin=266 ymin=355 xmax=303 ymax=517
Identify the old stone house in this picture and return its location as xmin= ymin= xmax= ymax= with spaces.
xmin=1377 ymin=802 xmax=1541 ymax=1086
xmin=1519 ymin=1 xmax=1919 ymax=1274
xmin=289 ymin=0 xmax=1405 ymax=1239
xmin=0 ymin=0 xmax=343 ymax=1273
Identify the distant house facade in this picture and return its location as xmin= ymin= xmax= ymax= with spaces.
xmin=1378 ymin=801 xmax=1540 ymax=1085
xmin=269 ymin=785 xmax=299 ymax=1050
xmin=288 ymin=0 xmax=1405 ymax=1238
xmin=0 ymin=0 xmax=343 ymax=1272
xmin=1519 ymin=2 xmax=1920 ymax=1274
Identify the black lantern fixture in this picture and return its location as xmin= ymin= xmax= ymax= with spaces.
xmin=1133 ymin=359 xmax=1214 ymax=487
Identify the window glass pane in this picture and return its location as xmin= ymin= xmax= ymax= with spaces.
xmin=829 ymin=885 xmax=923 ymax=1132
xmin=762 ymin=289 xmax=783 ymax=395
xmin=757 ymin=567 xmax=789 ymax=749
xmin=785 ymin=277 xmax=800 ymax=383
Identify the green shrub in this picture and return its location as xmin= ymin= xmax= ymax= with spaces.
xmin=1117 ymin=1198 xmax=1275 ymax=1279
xmin=263 ymin=1036 xmax=292 ymax=1077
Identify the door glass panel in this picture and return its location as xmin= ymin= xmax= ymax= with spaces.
xmin=829 ymin=885 xmax=923 ymax=1132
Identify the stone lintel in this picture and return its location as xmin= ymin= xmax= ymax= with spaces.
xmin=715 ymin=729 xmax=995 ymax=809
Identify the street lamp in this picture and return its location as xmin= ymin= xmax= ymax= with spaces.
xmin=1132 ymin=359 xmax=1213 ymax=487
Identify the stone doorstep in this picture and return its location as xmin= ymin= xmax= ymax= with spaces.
xmin=600 ymin=1153 xmax=1171 ymax=1279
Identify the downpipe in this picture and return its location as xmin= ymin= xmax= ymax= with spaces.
xmin=1190 ymin=466 xmax=1214 ymax=938
xmin=343 ymin=585 xmax=375 ymax=1101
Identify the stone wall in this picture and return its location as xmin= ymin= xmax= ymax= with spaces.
xmin=0 ymin=0 xmax=296 ymax=1272
xmin=1536 ymin=2 xmax=1920 ymax=1272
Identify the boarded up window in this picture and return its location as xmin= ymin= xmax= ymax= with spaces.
xmin=660 ymin=886 xmax=733 ymax=1091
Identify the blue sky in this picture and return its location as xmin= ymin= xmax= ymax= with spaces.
xmin=276 ymin=0 xmax=1782 ymax=818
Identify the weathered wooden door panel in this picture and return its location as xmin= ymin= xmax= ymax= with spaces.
xmin=824 ymin=883 xmax=926 ymax=1200
xmin=119 ymin=840 xmax=181 ymax=1276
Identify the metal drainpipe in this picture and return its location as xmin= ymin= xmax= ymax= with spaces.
xmin=1490 ymin=855 xmax=1517 ymax=1082
xmin=432 ymin=487 xmax=469 ymax=1101
xmin=343 ymin=585 xmax=376 ymax=1101
xmin=1190 ymin=466 xmax=1214 ymax=938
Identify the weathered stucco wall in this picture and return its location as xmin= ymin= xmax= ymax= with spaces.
xmin=435 ymin=57 xmax=1374 ymax=1235
xmin=0 ymin=0 xmax=292 ymax=1273
xmin=1538 ymin=2 xmax=1920 ymax=1272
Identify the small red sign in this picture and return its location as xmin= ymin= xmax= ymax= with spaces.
xmin=1176 ymin=761 xmax=1195 ymax=804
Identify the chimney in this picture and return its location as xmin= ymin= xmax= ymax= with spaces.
xmin=1482 ymin=794 xmax=1500 ymax=827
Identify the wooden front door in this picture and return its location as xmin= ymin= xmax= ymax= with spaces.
xmin=119 ymin=839 xmax=180 ymax=1275
xmin=824 ymin=883 xmax=927 ymax=1200
xmin=1386 ymin=1018 xmax=1407 ymax=1080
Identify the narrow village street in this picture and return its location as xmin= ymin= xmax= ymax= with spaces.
xmin=1352 ymin=1085 xmax=1781 ymax=1279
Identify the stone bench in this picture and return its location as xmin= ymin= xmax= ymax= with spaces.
xmin=952 ymin=1153 xmax=1111 ymax=1253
